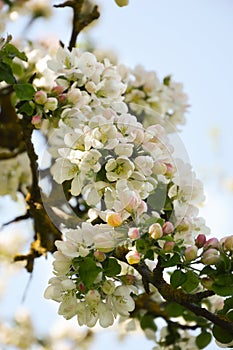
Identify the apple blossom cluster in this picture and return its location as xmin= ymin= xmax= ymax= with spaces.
xmin=44 ymin=223 xmax=137 ymax=327
xmin=31 ymin=46 xmax=214 ymax=328
xmin=123 ymin=65 xmax=189 ymax=131
xmin=29 ymin=47 xmax=207 ymax=242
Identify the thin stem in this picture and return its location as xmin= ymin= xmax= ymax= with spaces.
xmin=54 ymin=0 xmax=100 ymax=50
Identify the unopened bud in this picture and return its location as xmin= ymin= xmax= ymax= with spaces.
xmin=148 ymin=223 xmax=163 ymax=240
xmin=195 ymin=234 xmax=206 ymax=248
xmin=31 ymin=115 xmax=42 ymax=128
xmin=44 ymin=97 xmax=58 ymax=111
xmin=203 ymin=238 xmax=220 ymax=250
xmin=163 ymin=241 xmax=175 ymax=253
xmin=126 ymin=250 xmax=140 ymax=265
xmin=94 ymin=250 xmax=106 ymax=262
xmin=106 ymin=212 xmax=123 ymax=227
xmin=34 ymin=90 xmax=47 ymax=104
xmin=162 ymin=221 xmax=174 ymax=235
xmin=201 ymin=248 xmax=220 ymax=265
xmin=52 ymin=85 xmax=65 ymax=95
xmin=184 ymin=245 xmax=198 ymax=261
xmin=128 ymin=227 xmax=140 ymax=240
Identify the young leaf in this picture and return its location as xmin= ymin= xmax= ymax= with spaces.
xmin=0 ymin=62 xmax=16 ymax=84
xmin=140 ymin=313 xmax=157 ymax=331
xmin=195 ymin=331 xmax=212 ymax=349
xmin=170 ymin=269 xmax=187 ymax=289
xmin=182 ymin=271 xmax=199 ymax=293
xmin=102 ymin=258 xmax=121 ymax=277
xmin=14 ymin=83 xmax=35 ymax=101
xmin=161 ymin=253 xmax=181 ymax=268
xmin=78 ymin=258 xmax=102 ymax=288
xmin=213 ymin=324 xmax=233 ymax=344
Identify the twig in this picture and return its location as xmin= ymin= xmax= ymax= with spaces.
xmin=54 ymin=0 xmax=100 ymax=50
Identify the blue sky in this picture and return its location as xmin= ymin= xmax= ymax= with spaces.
xmin=2 ymin=1 xmax=233 ymax=349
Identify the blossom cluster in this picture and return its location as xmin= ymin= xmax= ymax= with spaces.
xmin=44 ymin=222 xmax=136 ymax=327
xmin=34 ymin=46 xmax=216 ymax=330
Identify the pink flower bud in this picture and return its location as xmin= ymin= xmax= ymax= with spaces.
xmin=163 ymin=241 xmax=175 ymax=253
xmin=106 ymin=212 xmax=123 ymax=227
xmin=126 ymin=250 xmax=140 ymax=265
xmin=31 ymin=115 xmax=42 ymax=128
xmin=128 ymin=227 xmax=140 ymax=240
xmin=201 ymin=248 xmax=220 ymax=265
xmin=203 ymin=238 xmax=220 ymax=251
xmin=195 ymin=234 xmax=206 ymax=248
xmin=34 ymin=90 xmax=47 ymax=104
xmin=162 ymin=221 xmax=174 ymax=235
xmin=58 ymin=93 xmax=67 ymax=104
xmin=52 ymin=85 xmax=65 ymax=95
xmin=164 ymin=163 xmax=175 ymax=177
xmin=148 ymin=223 xmax=163 ymax=240
xmin=94 ymin=250 xmax=106 ymax=262
xmin=184 ymin=245 xmax=198 ymax=261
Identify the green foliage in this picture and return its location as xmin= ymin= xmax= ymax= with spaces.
xmin=212 ymin=324 xmax=233 ymax=344
xmin=14 ymin=84 xmax=35 ymax=101
xmin=161 ymin=253 xmax=181 ymax=268
xmin=170 ymin=270 xmax=187 ymax=289
xmin=195 ymin=331 xmax=212 ymax=349
xmin=102 ymin=258 xmax=121 ymax=277
xmin=181 ymin=271 xmax=199 ymax=293
xmin=140 ymin=313 xmax=157 ymax=332
xmin=0 ymin=37 xmax=27 ymax=84
xmin=78 ymin=257 xmax=102 ymax=289
xmin=165 ymin=302 xmax=185 ymax=317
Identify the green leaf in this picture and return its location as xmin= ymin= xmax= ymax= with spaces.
xmin=140 ymin=313 xmax=157 ymax=331
xmin=161 ymin=253 xmax=181 ymax=268
xmin=14 ymin=83 xmax=35 ymax=101
xmin=213 ymin=324 xmax=233 ymax=344
xmin=102 ymin=258 xmax=121 ymax=277
xmin=163 ymin=75 xmax=171 ymax=86
xmin=165 ymin=302 xmax=185 ymax=317
xmin=0 ymin=62 xmax=15 ymax=84
xmin=170 ymin=270 xmax=187 ymax=289
xmin=17 ymin=101 xmax=34 ymax=116
xmin=218 ymin=296 xmax=233 ymax=315
xmin=78 ymin=257 xmax=102 ymax=288
xmin=211 ymin=283 xmax=233 ymax=297
xmin=3 ymin=43 xmax=27 ymax=61
xmin=195 ymin=331 xmax=212 ymax=349
xmin=200 ymin=265 xmax=216 ymax=276
xmin=182 ymin=271 xmax=199 ymax=293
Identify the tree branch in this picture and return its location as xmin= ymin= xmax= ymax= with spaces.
xmin=13 ymin=116 xmax=62 ymax=272
xmin=115 ymin=247 xmax=233 ymax=334
xmin=54 ymin=0 xmax=100 ymax=50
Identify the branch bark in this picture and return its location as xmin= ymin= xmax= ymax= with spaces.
xmin=54 ymin=0 xmax=100 ymax=50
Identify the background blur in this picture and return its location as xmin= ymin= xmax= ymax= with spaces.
xmin=1 ymin=0 xmax=233 ymax=349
